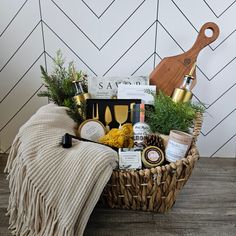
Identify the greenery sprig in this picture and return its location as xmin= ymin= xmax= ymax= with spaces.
xmin=37 ymin=50 xmax=87 ymax=124
xmin=146 ymin=91 xmax=204 ymax=135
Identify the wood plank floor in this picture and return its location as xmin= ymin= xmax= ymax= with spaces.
xmin=0 ymin=154 xmax=236 ymax=236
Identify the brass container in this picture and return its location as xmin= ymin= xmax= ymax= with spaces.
xmin=182 ymin=91 xmax=193 ymax=103
xmin=171 ymin=88 xmax=186 ymax=103
xmin=74 ymin=93 xmax=91 ymax=106
xmin=74 ymin=92 xmax=91 ymax=119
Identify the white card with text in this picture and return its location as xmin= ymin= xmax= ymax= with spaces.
xmin=117 ymin=84 xmax=156 ymax=104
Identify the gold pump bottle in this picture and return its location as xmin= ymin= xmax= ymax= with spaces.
xmin=171 ymin=62 xmax=196 ymax=103
xmin=72 ymin=66 xmax=91 ymax=106
xmin=73 ymin=80 xmax=91 ymax=106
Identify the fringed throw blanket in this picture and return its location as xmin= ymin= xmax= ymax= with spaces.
xmin=4 ymin=104 xmax=118 ymax=236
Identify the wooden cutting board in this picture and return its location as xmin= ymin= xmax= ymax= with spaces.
xmin=150 ymin=22 xmax=220 ymax=95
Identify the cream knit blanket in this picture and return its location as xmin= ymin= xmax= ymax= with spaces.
xmin=4 ymin=104 xmax=118 ymax=236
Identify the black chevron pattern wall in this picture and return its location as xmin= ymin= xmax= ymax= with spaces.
xmin=0 ymin=0 xmax=235 ymax=157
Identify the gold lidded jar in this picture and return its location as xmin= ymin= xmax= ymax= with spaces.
xmin=142 ymin=146 xmax=165 ymax=168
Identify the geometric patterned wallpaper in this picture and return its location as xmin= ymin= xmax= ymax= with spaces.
xmin=0 ymin=0 xmax=235 ymax=157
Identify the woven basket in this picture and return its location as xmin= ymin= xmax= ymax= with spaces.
xmin=101 ymin=112 xmax=203 ymax=213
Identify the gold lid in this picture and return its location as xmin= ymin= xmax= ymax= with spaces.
xmin=141 ymin=146 xmax=165 ymax=168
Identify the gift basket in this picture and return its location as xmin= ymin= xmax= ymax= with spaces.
xmin=100 ymin=112 xmax=203 ymax=212
xmin=38 ymin=22 xmax=219 ymax=213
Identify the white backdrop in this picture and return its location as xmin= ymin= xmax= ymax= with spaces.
xmin=0 ymin=0 xmax=235 ymax=157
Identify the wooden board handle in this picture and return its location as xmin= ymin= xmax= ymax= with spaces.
xmin=188 ymin=22 xmax=220 ymax=57
xmin=149 ymin=22 xmax=220 ymax=96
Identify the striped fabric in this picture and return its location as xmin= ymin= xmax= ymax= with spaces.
xmin=4 ymin=104 xmax=118 ymax=236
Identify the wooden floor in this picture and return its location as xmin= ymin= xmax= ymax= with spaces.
xmin=0 ymin=154 xmax=236 ymax=236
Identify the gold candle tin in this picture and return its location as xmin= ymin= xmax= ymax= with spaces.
xmin=78 ymin=119 xmax=106 ymax=142
xmin=141 ymin=146 xmax=165 ymax=168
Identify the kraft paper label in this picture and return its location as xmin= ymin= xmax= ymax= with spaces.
xmin=166 ymin=139 xmax=189 ymax=162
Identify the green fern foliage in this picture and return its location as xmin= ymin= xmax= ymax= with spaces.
xmin=37 ymin=50 xmax=87 ymax=124
xmin=146 ymin=91 xmax=204 ymax=135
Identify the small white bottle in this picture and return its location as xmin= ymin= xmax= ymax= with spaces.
xmin=133 ymin=103 xmax=150 ymax=151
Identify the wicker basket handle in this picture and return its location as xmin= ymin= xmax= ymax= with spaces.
xmin=192 ymin=112 xmax=203 ymax=143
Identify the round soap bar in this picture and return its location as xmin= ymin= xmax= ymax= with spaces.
xmin=142 ymin=146 xmax=165 ymax=168
xmin=78 ymin=119 xmax=106 ymax=142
